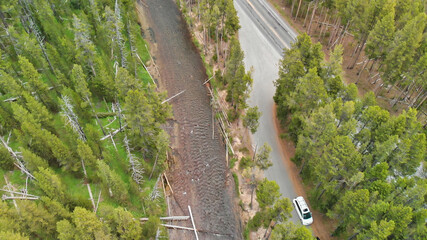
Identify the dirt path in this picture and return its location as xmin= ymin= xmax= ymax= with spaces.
xmin=139 ymin=0 xmax=242 ymax=239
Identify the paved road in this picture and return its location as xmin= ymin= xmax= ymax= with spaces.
xmin=234 ymin=0 xmax=301 ymax=224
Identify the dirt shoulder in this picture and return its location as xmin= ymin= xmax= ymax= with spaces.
xmin=138 ymin=0 xmax=241 ymax=239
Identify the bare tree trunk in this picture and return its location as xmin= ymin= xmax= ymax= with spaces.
xmin=328 ymin=16 xmax=340 ymax=47
xmin=350 ymin=42 xmax=360 ymax=58
xmin=388 ymin=78 xmax=403 ymax=93
xmin=250 ymin=184 xmax=255 ymax=209
xmin=216 ymin=27 xmax=219 ymax=62
xmin=415 ymin=93 xmax=427 ymax=109
xmin=320 ymin=14 xmax=330 ymax=39
xmin=318 ymin=7 xmax=326 ymax=29
xmin=317 ymin=6 xmax=325 ymax=28
xmin=368 ymin=59 xmax=376 ymax=73
xmin=149 ymin=153 xmax=159 ymax=180
xmin=291 ymin=0 xmax=296 ymax=18
xmin=338 ymin=21 xmax=350 ymax=45
xmin=403 ymin=80 xmax=418 ymax=102
xmin=392 ymin=84 xmax=410 ymax=107
xmin=303 ymin=3 xmax=312 ymax=27
xmin=307 ymin=1 xmax=318 ymax=35
xmin=330 ymin=22 xmax=342 ymax=47
xmin=348 ymin=36 xmax=367 ymax=69
xmin=357 ymin=58 xmax=370 ymax=76
xmin=331 ymin=21 xmax=350 ymax=49
xmin=295 ymin=0 xmax=303 ymax=20
xmin=409 ymin=89 xmax=424 ymax=108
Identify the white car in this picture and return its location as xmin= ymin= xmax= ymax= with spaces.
xmin=293 ymin=196 xmax=313 ymax=225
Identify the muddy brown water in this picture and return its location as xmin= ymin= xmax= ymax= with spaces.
xmin=141 ymin=0 xmax=242 ymax=239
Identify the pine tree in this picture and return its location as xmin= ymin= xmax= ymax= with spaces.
xmin=34 ymin=167 xmax=67 ymax=203
xmin=365 ymin=12 xmax=395 ymax=61
xmin=96 ymin=159 xmax=128 ymax=203
xmin=226 ymin=65 xmax=253 ymax=112
xmin=243 ymin=106 xmax=261 ymax=134
xmin=382 ymin=13 xmax=427 ymax=85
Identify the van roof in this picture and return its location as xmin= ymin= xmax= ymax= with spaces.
xmin=295 ymin=196 xmax=310 ymax=211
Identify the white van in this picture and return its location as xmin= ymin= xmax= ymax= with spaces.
xmin=293 ymin=196 xmax=313 ymax=225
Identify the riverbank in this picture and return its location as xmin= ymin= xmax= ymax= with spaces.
xmin=137 ymin=0 xmax=241 ymax=239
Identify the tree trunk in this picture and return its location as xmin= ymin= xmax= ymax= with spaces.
xmin=320 ymin=14 xmax=330 ymax=39
xmin=317 ymin=188 xmax=326 ymax=200
xmin=348 ymin=36 xmax=367 ymax=69
xmin=328 ymin=16 xmax=340 ymax=47
xmin=403 ymin=80 xmax=418 ymax=102
xmin=415 ymin=93 xmax=427 ymax=109
xmin=388 ymin=78 xmax=403 ymax=93
xmin=291 ymin=0 xmax=296 ymax=18
xmin=317 ymin=6 xmax=325 ymax=29
xmin=265 ymin=221 xmax=277 ymax=240
xmin=149 ymin=153 xmax=159 ymax=180
xmin=331 ymin=21 xmax=349 ymax=49
xmin=356 ymin=58 xmax=369 ymax=84
xmin=315 ymin=181 xmax=323 ymax=191
xmin=338 ymin=21 xmax=350 ymax=45
xmin=295 ymin=0 xmax=303 ymax=20
xmin=203 ymin=25 xmax=206 ymax=51
xmin=392 ymin=84 xmax=410 ymax=107
xmin=331 ymin=21 xmax=342 ymax=46
xmin=368 ymin=59 xmax=376 ymax=73
xmin=216 ymin=27 xmax=219 ymax=62
xmin=250 ymin=185 xmax=255 ymax=209
xmin=303 ymin=3 xmax=311 ymax=27
xmin=307 ymin=1 xmax=318 ymax=35
xmin=409 ymin=90 xmax=424 ymax=108
xmin=350 ymin=42 xmax=361 ymax=58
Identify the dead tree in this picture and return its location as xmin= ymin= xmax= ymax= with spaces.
xmin=295 ymin=0 xmax=303 ymax=20
xmin=149 ymin=175 xmax=162 ymax=201
xmin=18 ymin=0 xmax=55 ymax=75
xmin=115 ymin=0 xmax=127 ymax=68
xmin=149 ymin=153 xmax=159 ymax=180
xmin=61 ymin=95 xmax=87 ymax=141
xmin=307 ymin=0 xmax=318 ymax=35
xmin=123 ymin=136 xmax=144 ymax=185
xmin=127 ymin=20 xmax=138 ymax=78
xmin=0 ymin=135 xmax=35 ymax=180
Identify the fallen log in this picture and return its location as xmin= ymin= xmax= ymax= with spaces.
xmin=163 ymin=173 xmax=174 ymax=194
xmin=188 ymin=205 xmax=199 ymax=240
xmin=162 ymin=90 xmax=186 ymax=104
xmin=140 ymin=216 xmax=190 ymax=221
xmin=161 ymin=224 xmax=195 ymax=231
xmin=100 ymin=124 xmax=127 ymax=141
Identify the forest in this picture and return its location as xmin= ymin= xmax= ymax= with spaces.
xmin=274 ymin=0 xmax=427 ymax=239
xmin=0 ymin=0 xmax=171 ymax=239
xmin=284 ymin=0 xmax=427 ymax=112
xmin=274 ymin=33 xmax=426 ymax=240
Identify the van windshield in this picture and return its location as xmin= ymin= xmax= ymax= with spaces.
xmin=303 ymin=212 xmax=312 ymax=219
